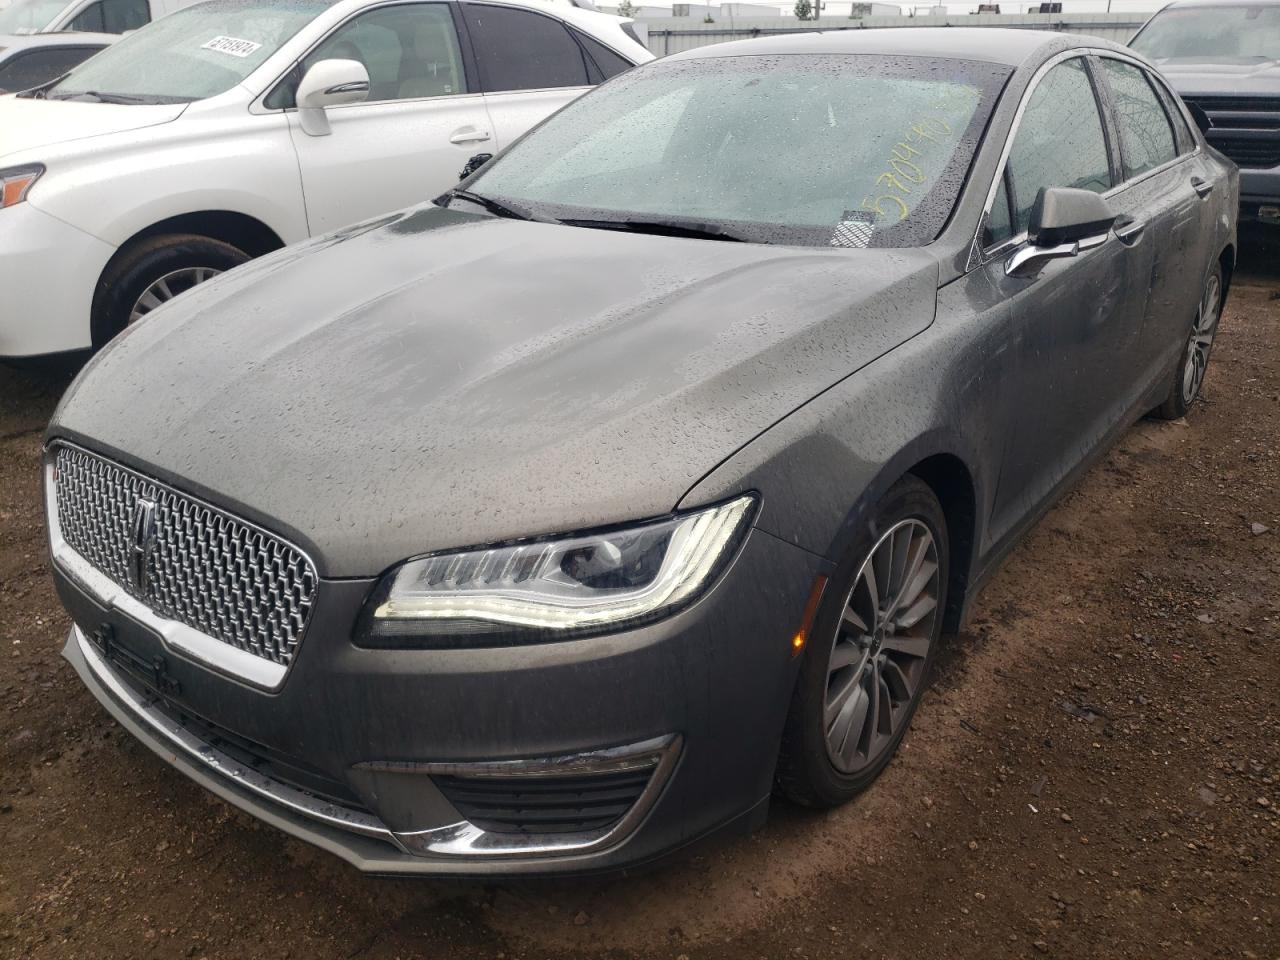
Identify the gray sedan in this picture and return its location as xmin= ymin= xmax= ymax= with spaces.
xmin=45 ymin=27 xmax=1237 ymax=876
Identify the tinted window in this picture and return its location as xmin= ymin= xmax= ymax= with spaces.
xmin=983 ymin=175 xmax=1014 ymax=247
xmin=1005 ymin=58 xmax=1112 ymax=234
xmin=571 ymin=28 xmax=632 ymax=82
xmin=463 ymin=3 xmax=588 ymax=92
xmin=1152 ymin=78 xmax=1195 ymax=154
xmin=1101 ymin=59 xmax=1178 ymax=178
xmin=466 ymin=54 xmax=1012 ymax=248
xmin=302 ymin=4 xmax=465 ymax=103
xmin=0 ymin=46 xmax=102 ymax=91
xmin=68 ymin=0 xmax=149 ymax=33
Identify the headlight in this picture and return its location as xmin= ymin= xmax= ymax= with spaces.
xmin=1 ymin=164 xmax=43 ymax=208
xmin=362 ymin=494 xmax=756 ymax=647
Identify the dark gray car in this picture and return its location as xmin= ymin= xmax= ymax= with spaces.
xmin=45 ymin=27 xmax=1237 ymax=876
xmin=1129 ymin=0 xmax=1280 ymax=223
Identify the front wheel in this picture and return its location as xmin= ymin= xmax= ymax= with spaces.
xmin=91 ymin=234 xmax=250 ymax=347
xmin=776 ymin=475 xmax=948 ymax=808
xmin=1152 ymin=262 xmax=1224 ymax=420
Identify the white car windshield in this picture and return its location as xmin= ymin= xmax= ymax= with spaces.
xmin=1131 ymin=4 xmax=1280 ymax=60
xmin=0 ymin=0 xmax=68 ymax=34
xmin=41 ymin=0 xmax=328 ymax=103
xmin=465 ymin=54 xmax=1011 ymax=248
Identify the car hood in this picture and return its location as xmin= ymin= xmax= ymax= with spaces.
xmin=51 ymin=206 xmax=940 ymax=577
xmin=0 ymin=95 xmax=185 ymax=162
xmin=1152 ymin=57 xmax=1280 ymax=95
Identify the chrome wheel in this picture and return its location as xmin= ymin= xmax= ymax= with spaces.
xmin=129 ymin=267 xmax=222 ymax=324
xmin=1181 ymin=271 xmax=1222 ymax=406
xmin=823 ymin=518 xmax=940 ymax=775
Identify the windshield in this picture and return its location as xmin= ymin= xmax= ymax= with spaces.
xmin=43 ymin=0 xmax=328 ymax=103
xmin=0 ymin=0 xmax=68 ymax=34
xmin=465 ymin=54 xmax=1010 ymax=248
xmin=1131 ymin=4 xmax=1280 ymax=60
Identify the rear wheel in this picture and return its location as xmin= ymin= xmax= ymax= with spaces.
xmin=92 ymin=234 xmax=249 ymax=346
xmin=776 ymin=476 xmax=948 ymax=807
xmin=1152 ymin=262 xmax=1223 ymax=420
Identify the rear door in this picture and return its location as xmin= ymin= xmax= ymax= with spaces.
xmin=979 ymin=55 xmax=1154 ymax=544
xmin=460 ymin=2 xmax=611 ymax=151
xmin=1095 ymin=54 xmax=1215 ymax=387
xmin=284 ymin=1 xmax=496 ymax=234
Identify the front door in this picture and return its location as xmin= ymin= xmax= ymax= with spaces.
xmin=981 ymin=56 xmax=1154 ymax=545
xmin=287 ymin=2 xmax=494 ymax=235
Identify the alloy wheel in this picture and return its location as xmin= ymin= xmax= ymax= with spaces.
xmin=1181 ymin=271 xmax=1222 ymax=406
xmin=129 ymin=267 xmax=223 ymax=324
xmin=823 ymin=518 xmax=940 ymax=775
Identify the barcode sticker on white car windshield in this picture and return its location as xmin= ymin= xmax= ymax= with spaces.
xmin=201 ymin=36 xmax=262 ymax=58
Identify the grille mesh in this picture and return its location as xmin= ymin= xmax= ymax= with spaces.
xmin=51 ymin=444 xmax=317 ymax=666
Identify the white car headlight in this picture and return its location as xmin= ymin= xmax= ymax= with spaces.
xmin=364 ymin=495 xmax=756 ymax=646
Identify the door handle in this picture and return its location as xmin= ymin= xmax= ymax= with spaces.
xmin=449 ymin=128 xmax=491 ymax=145
xmin=1114 ymin=217 xmax=1146 ymax=244
xmin=1191 ymin=176 xmax=1213 ymax=199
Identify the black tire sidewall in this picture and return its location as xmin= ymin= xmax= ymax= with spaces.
xmin=778 ymin=475 xmax=949 ymax=807
xmin=91 ymin=235 xmax=249 ymax=347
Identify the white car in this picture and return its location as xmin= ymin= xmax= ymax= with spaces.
xmin=0 ymin=0 xmax=192 ymax=35
xmin=0 ymin=0 xmax=651 ymax=358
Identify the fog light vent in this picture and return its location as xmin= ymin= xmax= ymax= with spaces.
xmin=433 ymin=768 xmax=653 ymax=835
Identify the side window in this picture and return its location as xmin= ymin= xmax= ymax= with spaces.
xmin=1150 ymin=72 xmax=1195 ymax=155
xmin=0 ymin=47 xmax=100 ymax=92
xmin=1005 ymin=58 xmax=1112 ymax=235
xmin=570 ymin=29 xmax=633 ymax=83
xmin=1100 ymin=59 xmax=1178 ymax=179
xmin=462 ymin=4 xmax=589 ymax=92
xmin=302 ymin=4 xmax=466 ymax=104
xmin=983 ymin=175 xmax=1014 ymax=247
xmin=68 ymin=0 xmax=148 ymax=33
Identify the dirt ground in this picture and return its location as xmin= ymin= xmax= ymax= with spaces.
xmin=1 ymin=228 xmax=1277 ymax=960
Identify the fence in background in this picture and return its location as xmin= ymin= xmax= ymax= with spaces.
xmin=641 ymin=12 xmax=1152 ymax=55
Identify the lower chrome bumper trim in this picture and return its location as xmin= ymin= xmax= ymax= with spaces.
xmin=69 ymin=624 xmax=681 ymax=861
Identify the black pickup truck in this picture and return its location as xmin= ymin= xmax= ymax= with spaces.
xmin=1131 ymin=0 xmax=1280 ymax=224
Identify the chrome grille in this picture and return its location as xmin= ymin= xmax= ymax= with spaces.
xmin=51 ymin=443 xmax=317 ymax=666
xmin=1182 ymin=95 xmax=1280 ymax=170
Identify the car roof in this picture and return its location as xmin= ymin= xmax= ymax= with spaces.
xmin=0 ymin=31 xmax=117 ymax=51
xmin=665 ymin=26 xmax=1109 ymax=66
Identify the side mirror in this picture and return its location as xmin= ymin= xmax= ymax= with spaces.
xmin=458 ymin=152 xmax=493 ymax=181
xmin=296 ymin=59 xmax=369 ymax=137
xmin=1006 ymin=186 xmax=1116 ymax=278
xmin=1185 ymin=101 xmax=1212 ymax=136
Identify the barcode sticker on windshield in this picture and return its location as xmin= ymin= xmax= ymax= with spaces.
xmin=201 ymin=36 xmax=262 ymax=58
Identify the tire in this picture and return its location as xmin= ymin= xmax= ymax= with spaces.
xmin=1151 ymin=261 xmax=1224 ymax=421
xmin=776 ymin=475 xmax=949 ymax=808
xmin=91 ymin=234 xmax=250 ymax=347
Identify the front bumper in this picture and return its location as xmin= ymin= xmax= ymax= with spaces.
xmin=56 ymin=527 xmax=824 ymax=876
xmin=1240 ymin=167 xmax=1280 ymax=221
xmin=0 ymin=202 xmax=114 ymax=358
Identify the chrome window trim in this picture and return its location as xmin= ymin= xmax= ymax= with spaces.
xmin=44 ymin=442 xmax=319 ymax=691
xmin=248 ymin=0 xmax=625 ymax=116
xmin=250 ymin=0 xmax=476 ymax=116
xmin=969 ymin=47 xmax=1201 ymax=270
xmin=72 ymin=622 xmax=682 ymax=861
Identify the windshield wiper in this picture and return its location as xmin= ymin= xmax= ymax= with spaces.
xmin=560 ymin=217 xmax=749 ymax=243
xmin=445 ymin=189 xmax=559 ymax=224
xmin=47 ymin=90 xmax=150 ymax=104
